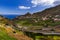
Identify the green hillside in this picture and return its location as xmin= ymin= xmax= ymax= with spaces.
xmin=0 ymin=27 xmax=16 ymax=40
xmin=0 ymin=15 xmax=33 ymax=40
xmin=13 ymin=5 xmax=60 ymax=27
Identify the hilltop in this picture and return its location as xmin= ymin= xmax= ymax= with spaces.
xmin=13 ymin=5 xmax=60 ymax=27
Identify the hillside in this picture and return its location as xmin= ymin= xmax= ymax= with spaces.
xmin=14 ymin=5 xmax=60 ymax=19
xmin=0 ymin=15 xmax=33 ymax=40
xmin=0 ymin=15 xmax=16 ymax=40
xmin=0 ymin=5 xmax=60 ymax=40
xmin=13 ymin=5 xmax=60 ymax=27
xmin=32 ymin=5 xmax=60 ymax=17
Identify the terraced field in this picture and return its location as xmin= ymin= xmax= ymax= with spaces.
xmin=35 ymin=36 xmax=60 ymax=40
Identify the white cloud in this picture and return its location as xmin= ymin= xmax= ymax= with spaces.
xmin=31 ymin=0 xmax=60 ymax=7
xmin=19 ymin=6 xmax=30 ymax=9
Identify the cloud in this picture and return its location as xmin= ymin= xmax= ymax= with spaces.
xmin=19 ymin=6 xmax=30 ymax=9
xmin=31 ymin=0 xmax=60 ymax=7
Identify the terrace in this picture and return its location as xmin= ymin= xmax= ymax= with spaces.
xmin=21 ymin=26 xmax=60 ymax=40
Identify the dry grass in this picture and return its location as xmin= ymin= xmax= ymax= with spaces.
xmin=5 ymin=27 xmax=33 ymax=40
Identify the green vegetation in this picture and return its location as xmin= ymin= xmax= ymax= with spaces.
xmin=15 ymin=18 xmax=60 ymax=27
xmin=0 ymin=31 xmax=16 ymax=40
xmin=13 ymin=5 xmax=60 ymax=27
xmin=35 ymin=36 xmax=60 ymax=40
xmin=0 ymin=27 xmax=17 ymax=40
xmin=0 ymin=5 xmax=60 ymax=40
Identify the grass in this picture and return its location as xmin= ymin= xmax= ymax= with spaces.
xmin=35 ymin=36 xmax=60 ymax=40
xmin=15 ymin=19 xmax=60 ymax=27
xmin=0 ymin=27 xmax=17 ymax=40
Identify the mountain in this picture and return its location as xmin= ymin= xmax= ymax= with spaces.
xmin=13 ymin=5 xmax=60 ymax=27
xmin=14 ymin=5 xmax=60 ymax=19
xmin=33 ymin=5 xmax=60 ymax=17
xmin=0 ymin=5 xmax=60 ymax=40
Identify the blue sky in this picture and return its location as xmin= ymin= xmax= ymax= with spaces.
xmin=0 ymin=0 xmax=60 ymax=15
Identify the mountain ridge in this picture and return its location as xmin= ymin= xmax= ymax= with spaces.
xmin=12 ymin=5 xmax=60 ymax=27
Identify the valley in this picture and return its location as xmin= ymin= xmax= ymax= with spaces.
xmin=0 ymin=5 xmax=60 ymax=40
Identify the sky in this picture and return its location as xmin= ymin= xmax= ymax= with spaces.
xmin=0 ymin=0 xmax=60 ymax=15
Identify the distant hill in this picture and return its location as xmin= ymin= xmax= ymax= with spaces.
xmin=13 ymin=5 xmax=60 ymax=26
xmin=14 ymin=5 xmax=60 ymax=19
xmin=33 ymin=5 xmax=60 ymax=17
